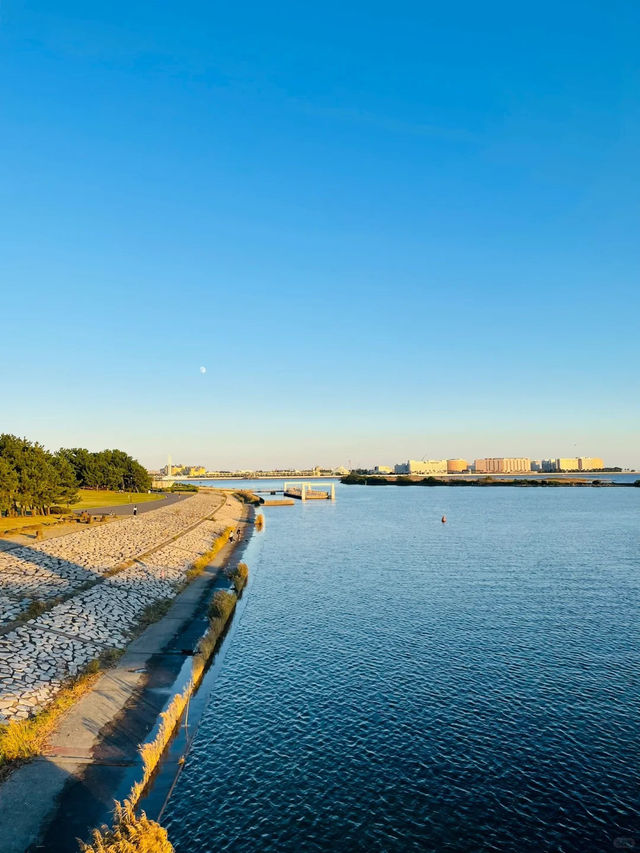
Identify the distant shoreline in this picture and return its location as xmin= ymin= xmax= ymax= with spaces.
xmin=341 ymin=473 xmax=639 ymax=488
xmin=164 ymin=475 xmax=342 ymax=482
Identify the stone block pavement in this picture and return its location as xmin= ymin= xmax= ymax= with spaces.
xmin=0 ymin=492 xmax=241 ymax=723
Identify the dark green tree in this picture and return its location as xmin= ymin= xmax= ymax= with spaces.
xmin=0 ymin=457 xmax=19 ymax=514
xmin=52 ymin=452 xmax=79 ymax=505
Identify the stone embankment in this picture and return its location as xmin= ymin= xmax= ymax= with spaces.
xmin=0 ymin=493 xmax=239 ymax=723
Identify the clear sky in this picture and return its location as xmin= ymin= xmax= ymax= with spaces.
xmin=1 ymin=1 xmax=639 ymax=469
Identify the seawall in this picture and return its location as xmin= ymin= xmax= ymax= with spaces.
xmin=0 ymin=497 xmax=255 ymax=853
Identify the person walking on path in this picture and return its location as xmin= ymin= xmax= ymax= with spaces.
xmin=133 ymin=505 xmax=137 ymax=517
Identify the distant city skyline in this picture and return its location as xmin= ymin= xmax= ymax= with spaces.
xmin=2 ymin=427 xmax=636 ymax=472
xmin=157 ymin=454 xmax=619 ymax=477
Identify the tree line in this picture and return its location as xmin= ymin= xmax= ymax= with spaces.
xmin=0 ymin=435 xmax=151 ymax=516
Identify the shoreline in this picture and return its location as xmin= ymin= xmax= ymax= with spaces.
xmin=0 ymin=496 xmax=254 ymax=853
xmin=342 ymin=474 xmax=638 ymax=488
xmin=137 ymin=529 xmax=258 ymax=825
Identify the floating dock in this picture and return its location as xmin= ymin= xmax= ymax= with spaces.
xmin=283 ymin=482 xmax=336 ymax=501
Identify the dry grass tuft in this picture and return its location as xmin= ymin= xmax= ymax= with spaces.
xmin=78 ymin=799 xmax=174 ymax=853
xmin=233 ymin=490 xmax=262 ymax=506
xmin=226 ymin=561 xmax=249 ymax=594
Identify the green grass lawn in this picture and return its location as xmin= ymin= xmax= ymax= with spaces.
xmin=72 ymin=489 xmax=164 ymax=509
xmin=0 ymin=490 xmax=165 ymax=534
xmin=0 ymin=515 xmax=74 ymax=533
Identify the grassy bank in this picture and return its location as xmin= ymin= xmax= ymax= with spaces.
xmin=0 ymin=515 xmax=74 ymax=534
xmin=233 ymin=490 xmax=262 ymax=506
xmin=226 ymin=561 xmax=249 ymax=594
xmin=183 ymin=526 xmax=234 ymax=584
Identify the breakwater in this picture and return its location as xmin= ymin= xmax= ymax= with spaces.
xmin=130 ymin=568 xmax=249 ymax=807
xmin=0 ymin=493 xmax=252 ymax=853
xmin=79 ymin=566 xmax=249 ymax=853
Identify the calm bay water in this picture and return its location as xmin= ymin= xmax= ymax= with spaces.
xmin=162 ymin=485 xmax=640 ymax=852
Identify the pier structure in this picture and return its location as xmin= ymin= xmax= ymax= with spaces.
xmin=283 ymin=481 xmax=336 ymax=501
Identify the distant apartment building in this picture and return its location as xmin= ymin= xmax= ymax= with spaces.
xmin=395 ymin=459 xmax=447 ymax=475
xmin=556 ymin=458 xmax=579 ymax=472
xmin=474 ymin=457 xmax=531 ymax=474
xmin=530 ymin=460 xmax=542 ymax=472
xmin=541 ymin=459 xmax=557 ymax=472
xmin=163 ymin=464 xmax=207 ymax=477
xmin=186 ymin=466 xmax=207 ymax=476
xmin=578 ymin=457 xmax=604 ymax=471
xmin=446 ymin=458 xmax=468 ymax=473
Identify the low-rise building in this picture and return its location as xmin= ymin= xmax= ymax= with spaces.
xmin=475 ymin=457 xmax=531 ymax=474
xmin=395 ymin=459 xmax=447 ymax=475
xmin=446 ymin=459 xmax=468 ymax=473
xmin=373 ymin=465 xmax=393 ymax=474
xmin=578 ymin=457 xmax=604 ymax=471
xmin=556 ymin=458 xmax=579 ymax=472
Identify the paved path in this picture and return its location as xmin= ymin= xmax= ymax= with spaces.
xmin=0 ymin=501 xmax=251 ymax=853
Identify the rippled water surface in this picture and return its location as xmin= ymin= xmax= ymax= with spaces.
xmin=163 ymin=486 xmax=640 ymax=852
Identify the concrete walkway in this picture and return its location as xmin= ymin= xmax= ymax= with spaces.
xmin=0 ymin=506 xmax=252 ymax=853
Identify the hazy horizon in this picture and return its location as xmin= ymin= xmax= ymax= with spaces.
xmin=1 ymin=427 xmax=637 ymax=472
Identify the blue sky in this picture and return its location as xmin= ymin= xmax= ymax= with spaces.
xmin=1 ymin=1 xmax=639 ymax=469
